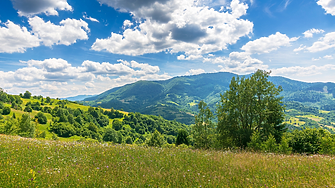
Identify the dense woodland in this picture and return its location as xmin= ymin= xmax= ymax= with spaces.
xmin=1 ymin=70 xmax=335 ymax=155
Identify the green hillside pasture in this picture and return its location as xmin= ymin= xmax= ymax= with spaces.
xmin=320 ymin=110 xmax=330 ymax=114
xmin=299 ymin=115 xmax=324 ymax=122
xmin=284 ymin=117 xmax=305 ymax=126
xmin=1 ymin=135 xmax=335 ymax=187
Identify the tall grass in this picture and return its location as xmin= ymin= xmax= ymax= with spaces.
xmin=0 ymin=134 xmax=334 ymax=187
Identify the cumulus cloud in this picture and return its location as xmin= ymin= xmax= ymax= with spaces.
xmin=0 ymin=17 xmax=90 ymax=53
xmin=28 ymin=16 xmax=89 ymax=46
xmin=307 ymin=31 xmax=335 ymax=52
xmin=11 ymin=0 xmax=72 ymax=16
xmin=303 ymin=28 xmax=325 ymax=38
xmin=185 ymin=69 xmax=206 ymax=75
xmin=0 ymin=21 xmax=40 ymax=53
xmin=0 ymin=58 xmax=170 ymax=98
xmin=317 ymin=0 xmax=335 ymax=16
xmin=92 ymin=0 xmax=253 ymax=57
xmin=272 ymin=64 xmax=335 ymax=76
xmin=241 ymin=32 xmax=298 ymax=54
xmin=204 ymin=52 xmax=268 ymax=74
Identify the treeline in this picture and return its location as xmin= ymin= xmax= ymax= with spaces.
xmin=176 ymin=70 xmax=335 ymax=155
xmin=0 ymin=89 xmax=189 ymax=146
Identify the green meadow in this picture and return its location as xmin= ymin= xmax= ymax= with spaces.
xmin=1 ymin=134 xmax=335 ymax=187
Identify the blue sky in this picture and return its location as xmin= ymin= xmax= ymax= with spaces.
xmin=0 ymin=0 xmax=335 ymax=98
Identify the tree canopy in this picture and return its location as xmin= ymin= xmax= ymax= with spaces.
xmin=217 ymin=70 xmax=286 ymax=148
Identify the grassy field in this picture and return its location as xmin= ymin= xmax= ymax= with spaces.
xmin=1 ymin=134 xmax=335 ymax=187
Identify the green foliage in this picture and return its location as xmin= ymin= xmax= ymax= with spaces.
xmin=247 ymin=131 xmax=262 ymax=151
xmin=24 ymin=106 xmax=32 ymax=112
xmin=35 ymin=112 xmax=47 ymax=124
xmin=103 ymin=127 xmax=118 ymax=142
xmin=176 ymin=129 xmax=189 ymax=146
xmin=319 ymin=135 xmax=335 ymax=155
xmin=147 ymin=130 xmax=165 ymax=147
xmin=113 ymin=119 xmax=123 ymax=131
xmin=18 ymin=114 xmax=35 ymax=138
xmin=261 ymin=134 xmax=278 ymax=153
xmin=288 ymin=128 xmax=327 ymax=154
xmin=23 ymin=91 xmax=32 ymax=99
xmin=193 ymin=101 xmax=214 ymax=149
xmin=2 ymin=106 xmax=11 ymax=115
xmin=49 ymin=122 xmax=76 ymax=137
xmin=278 ymin=135 xmax=292 ymax=154
xmin=217 ymin=70 xmax=286 ymax=148
xmin=1 ymin=117 xmax=18 ymax=135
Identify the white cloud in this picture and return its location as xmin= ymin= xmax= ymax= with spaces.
xmin=11 ymin=0 xmax=72 ymax=16
xmin=28 ymin=16 xmax=89 ymax=46
xmin=324 ymin=55 xmax=333 ymax=59
xmin=185 ymin=69 xmax=206 ymax=75
xmin=303 ymin=28 xmax=325 ymax=38
xmin=123 ymin=20 xmax=133 ymax=29
xmin=83 ymin=15 xmax=99 ymax=23
xmin=272 ymin=64 xmax=335 ymax=77
xmin=0 ymin=58 xmax=170 ymax=98
xmin=204 ymin=52 xmax=268 ymax=74
xmin=293 ymin=44 xmax=306 ymax=52
xmin=92 ymin=0 xmax=253 ymax=57
xmin=317 ymin=0 xmax=335 ymax=16
xmin=241 ymin=32 xmax=298 ymax=54
xmin=312 ymin=57 xmax=321 ymax=61
xmin=0 ymin=21 xmax=40 ymax=53
xmin=307 ymin=31 xmax=335 ymax=52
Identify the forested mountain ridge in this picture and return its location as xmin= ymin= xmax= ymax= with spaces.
xmin=82 ymin=72 xmax=335 ymax=125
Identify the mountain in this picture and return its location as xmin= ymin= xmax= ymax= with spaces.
xmin=82 ymin=72 xmax=335 ymax=125
xmin=62 ymin=95 xmax=96 ymax=101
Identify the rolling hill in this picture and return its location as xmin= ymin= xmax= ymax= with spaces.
xmin=82 ymin=72 xmax=335 ymax=125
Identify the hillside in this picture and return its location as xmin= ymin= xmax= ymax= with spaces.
xmin=0 ymin=91 xmax=189 ymax=144
xmin=82 ymin=72 xmax=335 ymax=125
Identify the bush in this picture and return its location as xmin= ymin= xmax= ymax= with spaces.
xmin=247 ymin=131 xmax=262 ymax=151
xmin=147 ymin=130 xmax=165 ymax=147
xmin=35 ymin=112 xmax=47 ymax=124
xmin=278 ymin=135 xmax=292 ymax=154
xmin=125 ymin=136 xmax=133 ymax=144
xmin=2 ymin=107 xmax=11 ymax=115
xmin=261 ymin=134 xmax=278 ymax=153
xmin=49 ymin=122 xmax=76 ymax=137
xmin=176 ymin=129 xmax=189 ymax=146
xmin=103 ymin=128 xmax=118 ymax=142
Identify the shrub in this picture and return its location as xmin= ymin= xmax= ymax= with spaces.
xmin=176 ymin=129 xmax=189 ymax=146
xmin=2 ymin=106 xmax=11 ymax=115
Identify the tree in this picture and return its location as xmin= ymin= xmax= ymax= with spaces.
xmin=24 ymin=106 xmax=33 ymax=113
xmin=18 ymin=114 xmax=35 ymax=138
xmin=193 ymin=101 xmax=215 ymax=149
xmin=2 ymin=106 xmax=11 ymax=115
xmin=112 ymin=119 xmax=123 ymax=131
xmin=176 ymin=129 xmax=189 ymax=146
xmin=23 ymin=91 xmax=32 ymax=99
xmin=35 ymin=112 xmax=47 ymax=124
xmin=103 ymin=127 xmax=118 ymax=142
xmin=147 ymin=130 xmax=164 ymax=147
xmin=217 ymin=70 xmax=286 ymax=148
xmin=46 ymin=96 xmax=51 ymax=103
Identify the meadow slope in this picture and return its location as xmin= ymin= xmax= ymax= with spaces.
xmin=1 ymin=134 xmax=335 ymax=187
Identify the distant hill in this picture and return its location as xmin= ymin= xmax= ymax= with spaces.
xmin=62 ymin=95 xmax=96 ymax=101
xmin=82 ymin=72 xmax=335 ymax=124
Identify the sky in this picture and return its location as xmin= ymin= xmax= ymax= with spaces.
xmin=0 ymin=0 xmax=335 ymax=98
